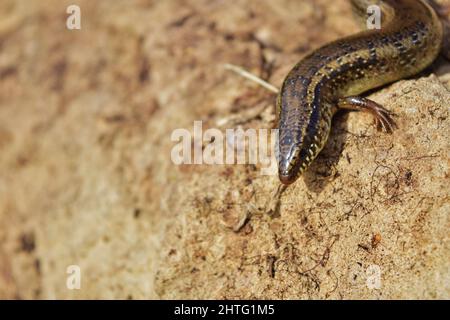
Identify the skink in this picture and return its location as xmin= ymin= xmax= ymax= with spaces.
xmin=277 ymin=0 xmax=445 ymax=185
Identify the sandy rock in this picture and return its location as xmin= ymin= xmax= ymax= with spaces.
xmin=0 ymin=0 xmax=449 ymax=299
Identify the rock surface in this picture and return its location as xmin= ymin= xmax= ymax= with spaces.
xmin=0 ymin=0 xmax=449 ymax=299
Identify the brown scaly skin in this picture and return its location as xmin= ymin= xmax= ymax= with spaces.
xmin=277 ymin=0 xmax=444 ymax=185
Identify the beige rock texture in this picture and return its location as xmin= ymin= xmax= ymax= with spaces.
xmin=0 ymin=0 xmax=449 ymax=299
